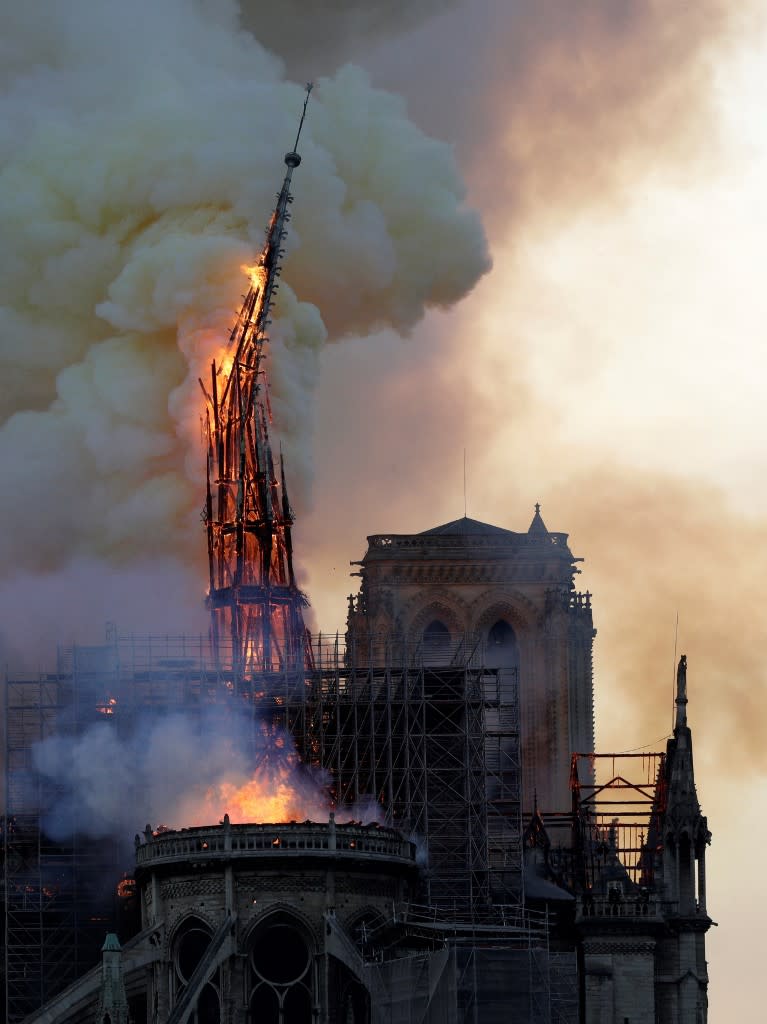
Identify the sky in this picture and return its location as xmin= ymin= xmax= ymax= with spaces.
xmin=2 ymin=0 xmax=766 ymax=1016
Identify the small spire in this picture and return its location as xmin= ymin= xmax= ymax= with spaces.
xmin=528 ymin=502 xmax=549 ymax=537
xmin=675 ymin=654 xmax=688 ymax=730
xmin=101 ymin=933 xmax=121 ymax=952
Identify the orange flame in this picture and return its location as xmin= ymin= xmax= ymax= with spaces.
xmin=242 ymin=262 xmax=266 ymax=296
xmin=209 ymin=265 xmax=263 ymax=384
xmin=209 ymin=775 xmax=312 ymax=824
xmin=172 ymin=721 xmax=329 ymax=826
xmin=183 ymin=761 xmax=331 ymax=827
xmin=116 ymin=878 xmax=136 ymax=899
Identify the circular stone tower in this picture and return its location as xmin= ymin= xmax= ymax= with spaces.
xmin=133 ymin=815 xmax=417 ymax=1023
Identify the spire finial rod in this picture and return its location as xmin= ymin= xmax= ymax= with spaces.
xmin=463 ymin=447 xmax=467 ymax=519
xmin=291 ymin=82 xmax=313 ymax=156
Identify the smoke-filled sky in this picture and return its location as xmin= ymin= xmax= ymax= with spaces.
xmin=2 ymin=0 xmax=765 ymax=1015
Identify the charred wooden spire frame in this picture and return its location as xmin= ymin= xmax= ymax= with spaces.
xmin=202 ymin=85 xmax=313 ymax=687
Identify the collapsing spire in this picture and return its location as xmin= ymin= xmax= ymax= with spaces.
xmin=202 ymin=85 xmax=313 ymax=686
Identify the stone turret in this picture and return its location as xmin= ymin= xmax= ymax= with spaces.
xmin=655 ymin=655 xmax=712 ymax=1023
xmin=96 ymin=934 xmax=130 ymax=1024
xmin=573 ymin=656 xmax=712 ymax=1024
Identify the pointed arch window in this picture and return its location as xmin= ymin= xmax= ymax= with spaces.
xmin=172 ymin=919 xmax=221 ymax=1024
xmin=422 ymin=619 xmax=449 ymax=665
xmin=486 ymin=619 xmax=519 ymax=668
xmin=248 ymin=917 xmax=313 ymax=1024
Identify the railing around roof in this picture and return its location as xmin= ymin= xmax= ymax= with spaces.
xmin=365 ymin=531 xmax=571 ymax=552
xmin=135 ymin=819 xmax=416 ymax=869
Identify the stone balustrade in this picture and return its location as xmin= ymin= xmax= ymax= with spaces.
xmin=365 ymin=531 xmax=569 ymax=552
xmin=577 ymin=894 xmax=662 ymax=921
xmin=135 ymin=818 xmax=416 ymax=870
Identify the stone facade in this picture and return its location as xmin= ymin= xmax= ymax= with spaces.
xmin=346 ymin=510 xmax=595 ymax=813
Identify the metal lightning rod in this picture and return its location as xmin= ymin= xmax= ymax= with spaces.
xmin=292 ymin=82 xmax=314 ymax=153
xmin=463 ymin=448 xmax=468 ymax=518
xmin=672 ymin=610 xmax=679 ymax=731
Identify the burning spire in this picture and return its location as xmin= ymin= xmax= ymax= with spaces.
xmin=202 ymin=84 xmax=313 ymax=688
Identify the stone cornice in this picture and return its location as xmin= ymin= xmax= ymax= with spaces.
xmin=363 ymin=532 xmax=574 ymax=560
xmin=364 ymin=563 xmax=566 ymax=588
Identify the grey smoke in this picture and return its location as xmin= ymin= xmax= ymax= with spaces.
xmin=32 ymin=707 xmax=335 ymax=842
xmin=238 ymin=0 xmax=458 ymax=76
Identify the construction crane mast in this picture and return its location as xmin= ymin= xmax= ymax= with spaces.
xmin=202 ymin=85 xmax=312 ymax=688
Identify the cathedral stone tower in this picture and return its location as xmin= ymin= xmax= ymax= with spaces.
xmin=346 ymin=508 xmax=595 ymax=814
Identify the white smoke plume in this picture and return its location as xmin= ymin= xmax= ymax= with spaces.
xmin=0 ymin=0 xmax=488 ymax=605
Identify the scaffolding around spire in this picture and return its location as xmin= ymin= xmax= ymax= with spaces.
xmin=202 ymin=85 xmax=313 ymax=687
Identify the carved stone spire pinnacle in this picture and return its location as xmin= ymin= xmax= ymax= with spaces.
xmin=528 ymin=502 xmax=549 ymax=537
xmin=675 ymin=653 xmax=688 ymax=731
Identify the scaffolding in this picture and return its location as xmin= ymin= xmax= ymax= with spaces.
xmin=3 ymin=628 xmax=524 ymax=1021
xmin=310 ymin=632 xmax=522 ymax=909
xmin=3 ymin=663 xmax=123 ymax=1022
xmin=570 ymin=751 xmax=666 ymax=892
xmin=361 ymin=903 xmax=576 ymax=1024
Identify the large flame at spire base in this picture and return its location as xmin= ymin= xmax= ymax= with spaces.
xmin=195 ymin=772 xmax=332 ymax=826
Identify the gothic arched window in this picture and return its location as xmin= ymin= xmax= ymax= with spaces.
xmin=486 ymin=619 xmax=519 ymax=668
xmin=248 ymin=917 xmax=313 ymax=1024
xmin=172 ymin=919 xmax=221 ymax=1024
xmin=422 ymin=619 xmax=450 ymax=665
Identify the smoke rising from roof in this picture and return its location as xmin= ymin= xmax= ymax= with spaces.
xmin=32 ymin=708 xmax=335 ymax=845
xmin=0 ymin=0 xmax=488 ymax=598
